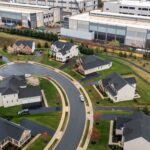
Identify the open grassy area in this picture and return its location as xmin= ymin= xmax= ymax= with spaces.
xmin=12 ymin=112 xmax=61 ymax=130
xmin=0 ymin=105 xmax=21 ymax=119
xmin=27 ymin=135 xmax=51 ymax=150
xmin=88 ymin=121 xmax=110 ymax=150
xmin=40 ymin=78 xmax=61 ymax=107
xmin=95 ymin=110 xmax=132 ymax=115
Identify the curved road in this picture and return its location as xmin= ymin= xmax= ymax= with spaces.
xmin=0 ymin=63 xmax=86 ymax=150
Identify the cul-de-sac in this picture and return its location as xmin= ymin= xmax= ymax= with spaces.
xmin=0 ymin=0 xmax=150 ymax=150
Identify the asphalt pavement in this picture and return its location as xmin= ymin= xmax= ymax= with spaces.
xmin=0 ymin=63 xmax=86 ymax=150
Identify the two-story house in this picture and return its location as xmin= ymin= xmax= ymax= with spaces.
xmin=0 ymin=75 xmax=42 ymax=108
xmin=51 ymin=41 xmax=79 ymax=62
xmin=111 ymin=112 xmax=150 ymax=150
xmin=99 ymin=72 xmax=136 ymax=102
xmin=7 ymin=40 xmax=35 ymax=54
xmin=0 ymin=117 xmax=31 ymax=149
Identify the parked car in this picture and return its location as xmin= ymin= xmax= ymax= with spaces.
xmin=79 ymin=94 xmax=85 ymax=102
xmin=18 ymin=109 xmax=30 ymax=115
xmin=25 ymin=74 xmax=31 ymax=78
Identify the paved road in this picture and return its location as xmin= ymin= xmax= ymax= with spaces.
xmin=0 ymin=63 xmax=86 ymax=150
xmin=21 ymin=119 xmax=55 ymax=136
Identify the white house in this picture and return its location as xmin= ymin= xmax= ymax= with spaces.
xmin=0 ymin=75 xmax=42 ymax=108
xmin=111 ymin=112 xmax=150 ymax=150
xmin=51 ymin=41 xmax=79 ymax=62
xmin=99 ymin=72 xmax=136 ymax=102
xmin=76 ymin=55 xmax=112 ymax=75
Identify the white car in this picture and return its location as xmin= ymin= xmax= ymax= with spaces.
xmin=25 ymin=74 xmax=31 ymax=78
xmin=79 ymin=94 xmax=85 ymax=102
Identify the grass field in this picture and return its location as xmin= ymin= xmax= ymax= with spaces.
xmin=12 ymin=112 xmax=61 ymax=130
xmin=88 ymin=121 xmax=110 ymax=150
xmin=40 ymin=78 xmax=61 ymax=107
xmin=27 ymin=135 xmax=51 ymax=150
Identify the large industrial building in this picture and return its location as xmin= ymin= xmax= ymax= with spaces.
xmin=103 ymin=0 xmax=150 ymax=17
xmin=6 ymin=0 xmax=98 ymax=14
xmin=61 ymin=10 xmax=150 ymax=49
xmin=0 ymin=2 xmax=61 ymax=28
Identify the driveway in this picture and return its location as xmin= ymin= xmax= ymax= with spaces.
xmin=29 ymin=106 xmax=62 ymax=115
xmin=20 ymin=119 xmax=55 ymax=136
xmin=0 ymin=63 xmax=86 ymax=150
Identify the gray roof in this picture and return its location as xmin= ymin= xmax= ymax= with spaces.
xmin=53 ymin=41 xmax=74 ymax=55
xmin=102 ymin=73 xmax=136 ymax=95
xmin=15 ymin=40 xmax=33 ymax=49
xmin=19 ymin=86 xmax=42 ymax=99
xmin=0 ymin=75 xmax=26 ymax=95
xmin=124 ymin=77 xmax=136 ymax=85
xmin=116 ymin=112 xmax=150 ymax=142
xmin=81 ymin=55 xmax=111 ymax=70
xmin=0 ymin=117 xmax=28 ymax=142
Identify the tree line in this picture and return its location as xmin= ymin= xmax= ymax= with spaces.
xmin=0 ymin=27 xmax=58 ymax=42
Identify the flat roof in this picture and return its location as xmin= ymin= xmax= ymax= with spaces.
xmin=0 ymin=2 xmax=51 ymax=9
xmin=0 ymin=5 xmax=44 ymax=14
xmin=107 ymin=0 xmax=150 ymax=7
xmin=69 ymin=10 xmax=150 ymax=29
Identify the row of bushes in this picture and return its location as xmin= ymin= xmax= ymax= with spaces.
xmin=0 ymin=27 xmax=58 ymax=42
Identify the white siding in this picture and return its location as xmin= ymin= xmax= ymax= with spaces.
xmin=124 ymin=137 xmax=150 ymax=150
xmin=19 ymin=96 xmax=41 ymax=104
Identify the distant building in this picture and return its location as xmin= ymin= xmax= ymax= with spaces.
xmin=98 ymin=72 xmax=136 ymax=102
xmin=0 ymin=2 xmax=61 ymax=28
xmin=51 ymin=41 xmax=79 ymax=62
xmin=0 ymin=75 xmax=42 ymax=108
xmin=0 ymin=117 xmax=31 ymax=149
xmin=111 ymin=112 xmax=150 ymax=150
xmin=76 ymin=55 xmax=112 ymax=75
xmin=61 ymin=9 xmax=150 ymax=49
xmin=103 ymin=0 xmax=150 ymax=17
xmin=7 ymin=40 xmax=35 ymax=54
xmin=11 ymin=0 xmax=98 ymax=15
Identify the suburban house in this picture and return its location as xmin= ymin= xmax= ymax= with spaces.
xmin=0 ymin=117 xmax=31 ymax=149
xmin=76 ymin=55 xmax=112 ymax=75
xmin=98 ymin=72 xmax=136 ymax=102
xmin=7 ymin=40 xmax=35 ymax=54
xmin=110 ymin=112 xmax=150 ymax=150
xmin=0 ymin=75 xmax=42 ymax=108
xmin=51 ymin=41 xmax=79 ymax=62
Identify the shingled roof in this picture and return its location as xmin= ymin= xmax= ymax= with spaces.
xmin=0 ymin=75 xmax=26 ymax=95
xmin=15 ymin=40 xmax=33 ymax=49
xmin=53 ymin=41 xmax=75 ymax=55
xmin=102 ymin=73 xmax=136 ymax=96
xmin=115 ymin=112 xmax=150 ymax=142
xmin=80 ymin=55 xmax=111 ymax=70
xmin=0 ymin=117 xmax=29 ymax=142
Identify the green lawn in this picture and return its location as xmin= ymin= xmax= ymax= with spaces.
xmin=27 ymin=135 xmax=51 ymax=150
xmin=0 ymin=105 xmax=21 ymax=119
xmin=12 ymin=112 xmax=61 ymax=130
xmin=63 ymin=67 xmax=83 ymax=81
xmin=88 ymin=121 xmax=110 ymax=150
xmin=39 ymin=78 xmax=61 ymax=107
xmin=95 ymin=110 xmax=132 ymax=115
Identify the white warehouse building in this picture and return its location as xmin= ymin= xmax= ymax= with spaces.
xmin=8 ymin=0 xmax=98 ymax=14
xmin=103 ymin=0 xmax=150 ymax=17
xmin=0 ymin=2 xmax=61 ymax=28
xmin=61 ymin=10 xmax=150 ymax=49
